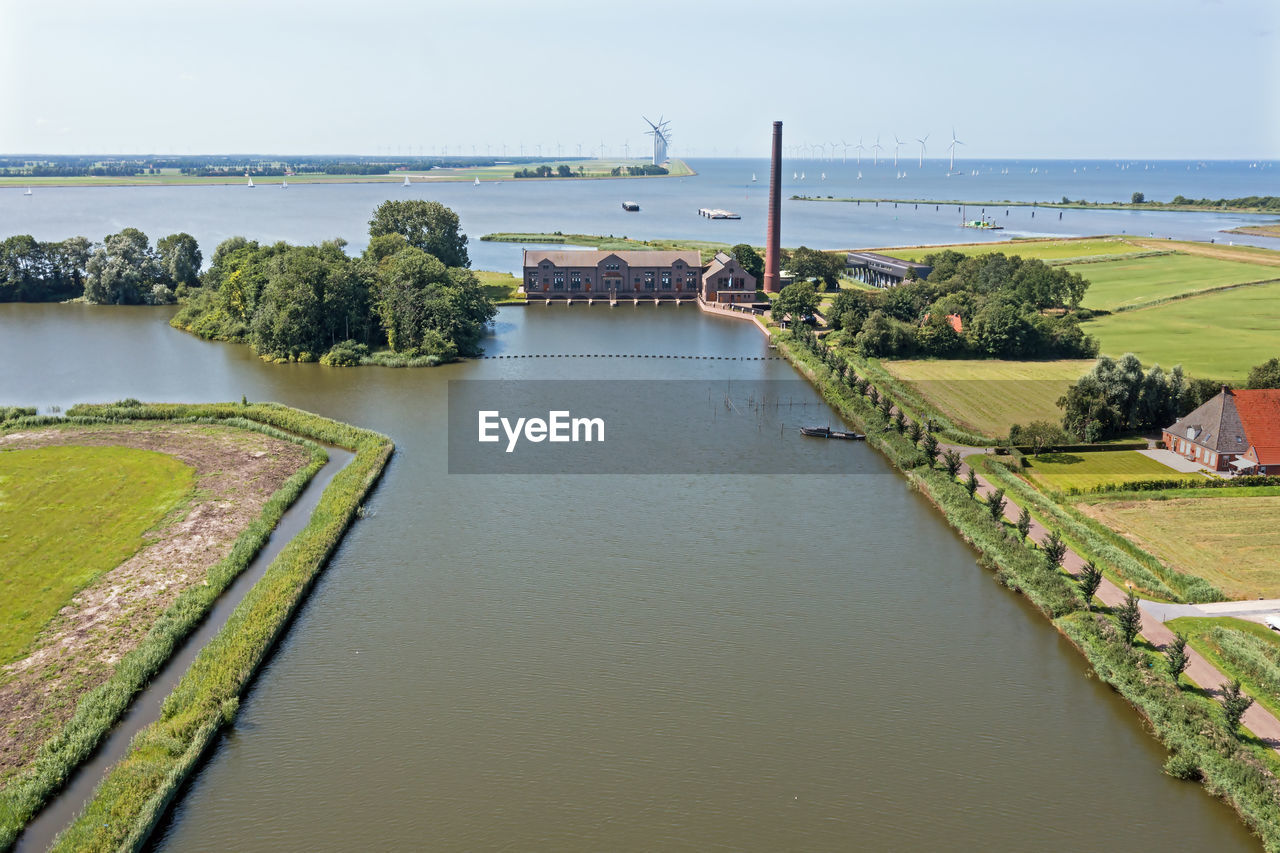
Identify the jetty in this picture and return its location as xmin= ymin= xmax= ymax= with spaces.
xmin=698 ymin=207 xmax=740 ymax=219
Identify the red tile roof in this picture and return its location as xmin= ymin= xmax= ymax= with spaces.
xmin=922 ymin=313 xmax=963 ymax=333
xmin=1234 ymin=389 xmax=1280 ymax=465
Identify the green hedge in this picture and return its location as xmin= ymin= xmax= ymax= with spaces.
xmin=0 ymin=414 xmax=326 ymax=850
xmin=1072 ymin=474 xmax=1277 ymax=495
xmin=16 ymin=403 xmax=391 ymax=853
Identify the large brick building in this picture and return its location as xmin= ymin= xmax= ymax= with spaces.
xmin=521 ymin=249 xmax=756 ymax=303
xmin=1162 ymin=387 xmax=1280 ymax=475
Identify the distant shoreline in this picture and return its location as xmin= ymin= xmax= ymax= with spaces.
xmin=793 ymin=196 xmax=1280 ymax=215
xmin=0 ymin=159 xmax=695 ymax=188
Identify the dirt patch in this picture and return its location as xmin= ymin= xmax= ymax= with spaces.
xmin=0 ymin=423 xmax=311 ymax=783
xmin=1132 ymin=238 xmax=1280 ymax=268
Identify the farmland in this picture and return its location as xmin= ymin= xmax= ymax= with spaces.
xmin=1081 ymin=494 xmax=1280 ymax=599
xmin=1082 ymin=279 xmax=1280 ymax=380
xmin=1065 ymin=252 xmax=1278 ymax=311
xmin=876 ymin=236 xmax=1147 ymax=263
xmin=880 ymin=358 xmax=1095 ymax=438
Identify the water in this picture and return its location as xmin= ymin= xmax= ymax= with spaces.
xmin=0 ymin=302 xmax=1261 ymax=851
xmin=3 ymin=159 xmax=1278 ymax=276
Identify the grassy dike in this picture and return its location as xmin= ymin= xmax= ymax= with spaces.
xmin=0 ymin=413 xmax=326 ymax=850
xmin=773 ymin=333 xmax=1280 ymax=851
xmin=12 ymin=403 xmax=392 ymax=853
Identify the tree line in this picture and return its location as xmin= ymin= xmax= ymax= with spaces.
xmin=0 ymin=231 xmax=200 ymax=304
xmin=173 ymin=200 xmax=495 ymax=365
xmin=825 ymin=249 xmax=1096 ymax=359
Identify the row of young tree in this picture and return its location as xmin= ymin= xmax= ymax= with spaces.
xmin=825 ymin=250 xmax=1097 ymax=359
xmin=0 ymin=231 xmax=201 ymax=304
xmin=173 ymin=200 xmax=494 ymax=364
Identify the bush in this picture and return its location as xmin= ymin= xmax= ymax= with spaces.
xmin=320 ymin=339 xmax=369 ymax=367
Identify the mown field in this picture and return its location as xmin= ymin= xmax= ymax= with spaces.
xmin=0 ymin=445 xmax=193 ymax=663
xmin=1082 ymin=279 xmax=1280 ymax=380
xmin=474 ymin=270 xmax=525 ymax=303
xmin=878 ymin=236 xmax=1146 ymax=263
xmin=1081 ymin=494 xmax=1280 ymax=599
xmin=1066 ymin=252 xmax=1278 ymax=311
xmin=483 ymin=231 xmax=732 ymax=264
xmin=880 ymin=358 xmax=1095 ymax=437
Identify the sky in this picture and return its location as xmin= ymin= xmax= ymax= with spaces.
xmin=1 ymin=0 xmax=1276 ymax=159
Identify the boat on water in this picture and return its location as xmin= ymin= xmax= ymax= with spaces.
xmin=800 ymin=425 xmax=865 ymax=440
xmin=281 ymin=180 xmax=287 ymax=188
xmin=246 ymin=176 xmax=254 ymax=188
xmin=622 ymin=201 xmax=640 ymax=211
xmin=403 ymin=175 xmax=411 ymax=187
xmin=751 ymin=173 xmax=757 ymax=182
xmin=474 ymin=177 xmax=480 ymax=186
xmin=23 ymin=187 xmax=32 ymax=196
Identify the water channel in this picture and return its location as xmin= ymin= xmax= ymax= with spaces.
xmin=0 ymin=301 xmax=1261 ymax=850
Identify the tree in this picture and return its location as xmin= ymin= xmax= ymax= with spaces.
xmin=1220 ymin=680 xmax=1254 ymax=738
xmin=369 ymin=200 xmax=470 ymax=268
xmin=964 ymin=468 xmax=979 ymax=498
xmin=788 ymin=246 xmax=844 ymax=289
xmin=1015 ymin=506 xmax=1032 ymax=541
xmin=372 ymin=246 xmax=494 ymax=358
xmin=1246 ymin=357 xmax=1280 ymax=389
xmin=1131 ymin=191 xmax=1145 ymax=204
xmin=1116 ymin=591 xmax=1142 ymax=646
xmin=942 ymin=448 xmax=962 ymax=478
xmin=1042 ymin=530 xmax=1067 ymax=570
xmin=892 ymin=409 xmax=906 ymax=433
xmin=987 ymin=488 xmax=1006 ymax=523
xmin=1011 ymin=420 xmax=1068 ymax=456
xmin=83 ymin=227 xmax=166 ymax=304
xmin=1165 ymin=633 xmax=1189 ymax=681
xmin=907 ymin=420 xmax=923 ymax=444
xmin=921 ymin=432 xmax=940 ymax=467
xmin=773 ymin=281 xmax=818 ymax=325
xmin=730 ymin=243 xmax=764 ymax=282
xmin=156 ymin=232 xmax=202 ymax=288
xmin=1077 ymin=560 xmax=1103 ymax=609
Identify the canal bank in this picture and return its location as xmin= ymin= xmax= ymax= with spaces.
xmin=771 ymin=333 xmax=1280 ymax=848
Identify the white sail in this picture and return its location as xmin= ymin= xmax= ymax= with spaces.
xmin=403 ymin=175 xmax=411 ymax=187
xmin=247 ymin=177 xmax=254 ymax=187
xmin=474 ymin=177 xmax=480 ymax=186
xmin=24 ymin=187 xmax=32 ymax=196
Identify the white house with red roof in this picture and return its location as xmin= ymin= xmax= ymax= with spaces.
xmin=1162 ymin=387 xmax=1280 ymax=475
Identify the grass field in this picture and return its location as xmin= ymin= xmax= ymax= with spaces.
xmin=1023 ymin=450 xmax=1202 ymax=492
xmin=1081 ymin=495 xmax=1280 ymax=599
xmin=0 ymin=445 xmax=194 ymax=664
xmin=474 ymin=270 xmax=525 ymax=303
xmin=880 ymin=358 xmax=1095 ymax=437
xmin=1165 ymin=616 xmax=1280 ymax=720
xmin=877 ymin=237 xmax=1148 ymax=263
xmin=1083 ymin=279 xmax=1280 ymax=380
xmin=1063 ymin=253 xmax=1278 ymax=311
xmin=482 ymin=231 xmax=733 ymax=263
xmin=1225 ymin=223 xmax=1280 ymax=238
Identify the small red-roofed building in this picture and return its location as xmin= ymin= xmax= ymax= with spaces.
xmin=1162 ymin=387 xmax=1280 ymax=474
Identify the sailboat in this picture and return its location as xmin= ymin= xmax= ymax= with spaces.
xmin=751 ymin=173 xmax=757 ymax=182
xmin=800 ymin=172 xmax=805 ymax=180
xmin=23 ymin=187 xmax=32 ymax=196
xmin=474 ymin=177 xmax=480 ymax=186
xmin=792 ymin=171 xmax=797 ymax=180
xmin=403 ymin=175 xmax=411 ymax=187
xmin=281 ymin=179 xmax=287 ymax=188
xmin=246 ymin=176 xmax=254 ymax=188
xmin=820 ymin=172 xmax=826 ymax=181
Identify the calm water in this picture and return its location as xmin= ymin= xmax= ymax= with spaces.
xmin=0 ymin=303 xmax=1261 ymax=851
xmin=2 ymin=159 xmax=1278 ymax=275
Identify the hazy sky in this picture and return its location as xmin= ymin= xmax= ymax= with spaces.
xmin=2 ymin=0 xmax=1276 ymax=158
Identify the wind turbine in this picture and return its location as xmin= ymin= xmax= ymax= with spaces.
xmin=916 ymin=134 xmax=928 ymax=168
xmin=854 ymin=137 xmax=865 ymax=165
xmin=831 ymin=141 xmax=841 ymax=163
xmin=840 ymin=139 xmax=851 ymax=163
xmin=813 ymin=141 xmax=826 ymax=161
xmin=948 ymin=128 xmax=964 ymax=171
xmin=893 ymin=135 xmax=905 ymax=168
xmin=871 ymin=135 xmax=883 ymax=166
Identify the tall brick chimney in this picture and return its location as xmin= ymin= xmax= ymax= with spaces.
xmin=763 ymin=120 xmax=783 ymax=293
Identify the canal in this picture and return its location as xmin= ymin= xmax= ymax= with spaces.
xmin=0 ymin=302 xmax=1260 ymax=850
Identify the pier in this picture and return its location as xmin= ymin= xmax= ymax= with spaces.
xmin=698 ymin=207 xmax=740 ymax=219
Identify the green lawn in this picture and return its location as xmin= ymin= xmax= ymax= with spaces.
xmin=482 ymin=232 xmax=732 ymax=264
xmin=0 ymin=445 xmax=194 ymax=664
xmin=1065 ymin=253 xmax=1278 ymax=312
xmin=1082 ymin=280 xmax=1280 ymax=380
xmin=1081 ymin=494 xmax=1280 ymax=599
xmin=474 ymin=270 xmax=525 ymax=303
xmin=1023 ymin=449 xmax=1202 ymax=492
xmin=878 ymin=237 xmax=1147 ymax=263
xmin=881 ymin=358 xmax=1095 ymax=437
xmin=1165 ymin=616 xmax=1280 ymax=721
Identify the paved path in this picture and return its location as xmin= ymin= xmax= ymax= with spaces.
xmin=1136 ymin=447 xmax=1219 ymax=476
xmin=943 ymin=443 xmax=1280 ymax=751
xmin=1143 ymin=598 xmax=1280 ymax=625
